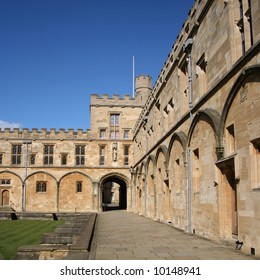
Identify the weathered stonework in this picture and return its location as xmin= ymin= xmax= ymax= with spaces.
xmin=0 ymin=0 xmax=259 ymax=258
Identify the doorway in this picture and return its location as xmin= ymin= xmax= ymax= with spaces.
xmin=217 ymin=157 xmax=238 ymax=238
xmin=1 ymin=190 xmax=10 ymax=206
xmin=101 ymin=175 xmax=127 ymax=211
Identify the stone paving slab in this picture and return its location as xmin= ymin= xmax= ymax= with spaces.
xmin=90 ymin=210 xmax=258 ymax=260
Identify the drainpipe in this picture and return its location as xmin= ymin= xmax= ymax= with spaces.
xmin=56 ymin=182 xmax=60 ymax=212
xmin=143 ymin=116 xmax=148 ymax=216
xmin=22 ymin=140 xmax=32 ymax=212
xmin=187 ymin=147 xmax=192 ymax=233
xmin=183 ymin=38 xmax=193 ymax=122
xmin=183 ymin=38 xmax=193 ymax=233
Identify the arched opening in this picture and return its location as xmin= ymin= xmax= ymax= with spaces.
xmin=1 ymin=190 xmax=10 ymax=206
xmin=101 ymin=175 xmax=127 ymax=211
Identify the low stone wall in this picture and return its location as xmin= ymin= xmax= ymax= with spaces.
xmin=12 ymin=213 xmax=97 ymax=260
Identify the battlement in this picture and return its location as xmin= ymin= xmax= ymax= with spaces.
xmin=91 ymin=75 xmax=152 ymax=108
xmin=0 ymin=128 xmax=90 ymax=140
xmin=91 ymin=93 xmax=134 ymax=101
xmin=151 ymin=0 xmax=201 ymax=100
xmin=90 ymin=93 xmax=141 ymax=108
xmin=133 ymin=0 xmax=210 ymax=135
xmin=135 ymin=75 xmax=152 ymax=90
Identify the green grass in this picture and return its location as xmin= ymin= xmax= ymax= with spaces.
xmin=0 ymin=219 xmax=64 ymax=260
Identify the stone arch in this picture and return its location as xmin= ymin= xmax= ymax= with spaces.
xmin=188 ymin=108 xmax=219 ymax=238
xmin=0 ymin=170 xmax=23 ymax=183
xmin=219 ymin=65 xmax=260 ymax=149
xmin=25 ymin=171 xmax=58 ymax=212
xmin=0 ymin=171 xmax=23 ymax=211
xmin=187 ymin=108 xmax=220 ymax=148
xmin=168 ymin=132 xmax=187 ymax=228
xmin=155 ymin=145 xmax=168 ymax=165
xmin=99 ymin=172 xmax=129 ymax=211
xmin=99 ymin=172 xmax=130 ymax=187
xmin=147 ymin=154 xmax=156 ymax=170
xmin=58 ymin=171 xmax=93 ymax=185
xmin=167 ymin=131 xmax=187 ymax=164
xmin=155 ymin=145 xmax=170 ymax=221
xmin=217 ymin=65 xmax=260 ymax=240
xmin=59 ymin=171 xmax=93 ymax=212
xmin=26 ymin=170 xmax=58 ymax=184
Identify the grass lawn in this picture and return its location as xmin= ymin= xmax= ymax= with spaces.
xmin=0 ymin=219 xmax=64 ymax=260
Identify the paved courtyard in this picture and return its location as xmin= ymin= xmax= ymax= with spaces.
xmin=90 ymin=210 xmax=256 ymax=260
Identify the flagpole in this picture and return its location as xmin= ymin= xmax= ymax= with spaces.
xmin=132 ymin=56 xmax=135 ymax=98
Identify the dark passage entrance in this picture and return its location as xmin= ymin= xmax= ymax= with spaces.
xmin=101 ymin=176 xmax=127 ymax=211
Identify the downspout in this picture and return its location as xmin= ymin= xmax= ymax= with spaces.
xmin=56 ymin=182 xmax=60 ymax=212
xmin=143 ymin=116 xmax=148 ymax=216
xmin=183 ymin=38 xmax=193 ymax=233
xmin=22 ymin=140 xmax=32 ymax=212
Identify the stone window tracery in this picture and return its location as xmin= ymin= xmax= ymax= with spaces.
xmin=36 ymin=181 xmax=47 ymax=193
xmin=110 ymin=113 xmax=120 ymax=139
xmin=11 ymin=145 xmax=22 ymax=165
xmin=75 ymin=145 xmax=85 ymax=166
xmin=43 ymin=145 xmax=54 ymax=165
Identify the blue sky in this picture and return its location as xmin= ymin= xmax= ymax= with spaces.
xmin=0 ymin=0 xmax=194 ymax=130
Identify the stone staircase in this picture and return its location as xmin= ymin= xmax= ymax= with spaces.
xmin=0 ymin=207 xmax=16 ymax=220
xmin=13 ymin=213 xmax=97 ymax=260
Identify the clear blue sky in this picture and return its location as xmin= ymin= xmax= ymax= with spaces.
xmin=0 ymin=0 xmax=194 ymax=130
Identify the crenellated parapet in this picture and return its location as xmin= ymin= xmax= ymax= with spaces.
xmin=90 ymin=93 xmax=141 ymax=108
xmin=0 ymin=128 xmax=90 ymax=140
xmin=90 ymin=75 xmax=152 ymax=109
xmin=132 ymin=0 xmax=215 ymax=136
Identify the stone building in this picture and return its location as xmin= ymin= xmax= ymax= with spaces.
xmin=0 ymin=0 xmax=260 ymax=258
xmin=0 ymin=76 xmax=151 ymax=214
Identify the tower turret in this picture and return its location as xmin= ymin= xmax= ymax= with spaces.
xmin=135 ymin=75 xmax=152 ymax=104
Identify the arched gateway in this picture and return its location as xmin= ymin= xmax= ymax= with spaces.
xmin=100 ymin=173 xmax=128 ymax=211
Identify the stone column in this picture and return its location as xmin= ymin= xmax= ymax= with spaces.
xmin=92 ymin=181 xmax=100 ymax=212
xmin=56 ymin=182 xmax=60 ymax=212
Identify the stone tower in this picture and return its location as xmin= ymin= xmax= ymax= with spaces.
xmin=135 ymin=75 xmax=152 ymax=104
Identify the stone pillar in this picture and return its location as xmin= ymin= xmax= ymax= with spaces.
xmin=56 ymin=182 xmax=60 ymax=212
xmin=92 ymin=181 xmax=100 ymax=212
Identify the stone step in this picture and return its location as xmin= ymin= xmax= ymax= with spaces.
xmin=41 ymin=232 xmax=74 ymax=245
xmin=14 ymin=213 xmax=97 ymax=259
xmin=0 ymin=206 xmax=14 ymax=212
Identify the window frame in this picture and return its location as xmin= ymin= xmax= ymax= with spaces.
xmin=124 ymin=145 xmax=130 ymax=166
xmin=11 ymin=144 xmax=22 ymax=165
xmin=43 ymin=145 xmax=54 ymax=165
xmin=76 ymin=181 xmax=83 ymax=193
xmin=61 ymin=153 xmax=68 ymax=166
xmin=110 ymin=113 xmax=120 ymax=139
xmin=36 ymin=181 xmax=47 ymax=193
xmin=75 ymin=145 xmax=85 ymax=166
xmin=99 ymin=145 xmax=105 ymax=166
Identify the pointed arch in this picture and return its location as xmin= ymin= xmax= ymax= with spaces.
xmin=167 ymin=131 xmax=187 ymax=163
xmin=0 ymin=170 xmax=23 ymax=183
xmin=99 ymin=172 xmax=129 ymax=211
xmin=219 ymin=65 xmax=260 ymax=145
xmin=59 ymin=171 xmax=93 ymax=184
xmin=187 ymin=108 xmax=221 ymax=147
xmin=139 ymin=161 xmax=146 ymax=176
xmin=26 ymin=170 xmax=58 ymax=183
xmin=147 ymin=154 xmax=156 ymax=170
xmin=99 ymin=172 xmax=130 ymax=187
xmin=155 ymin=145 xmax=168 ymax=166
